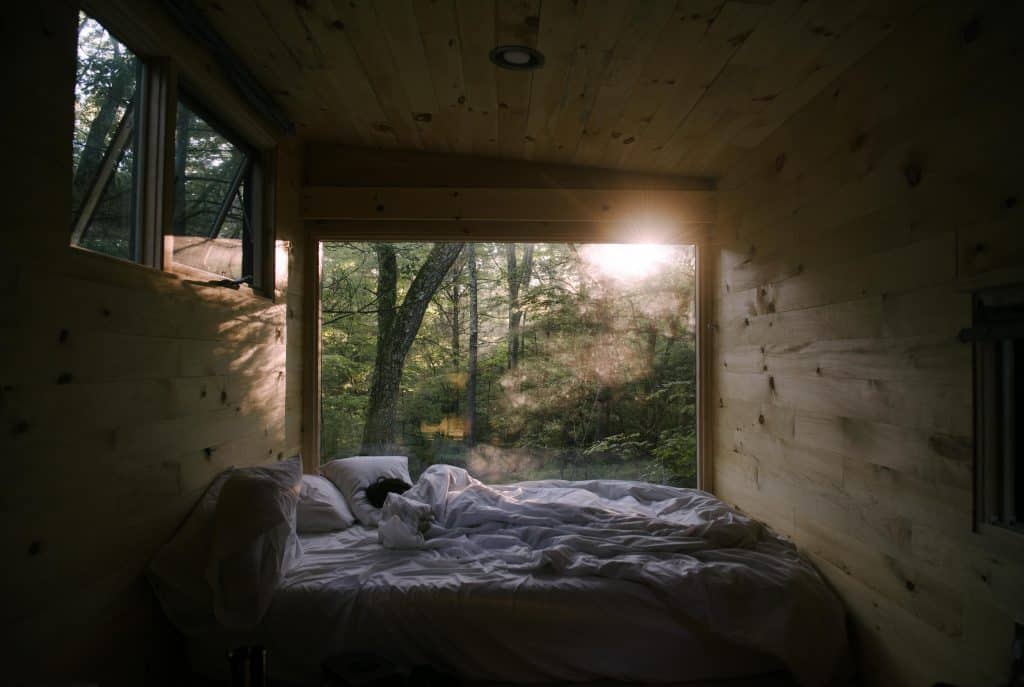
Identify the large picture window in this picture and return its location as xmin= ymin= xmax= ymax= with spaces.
xmin=319 ymin=241 xmax=698 ymax=487
xmin=71 ymin=13 xmax=141 ymax=260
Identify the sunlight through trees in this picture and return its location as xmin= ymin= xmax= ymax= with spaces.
xmin=321 ymin=242 xmax=697 ymax=487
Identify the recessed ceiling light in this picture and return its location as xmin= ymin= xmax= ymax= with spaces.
xmin=489 ymin=45 xmax=545 ymax=71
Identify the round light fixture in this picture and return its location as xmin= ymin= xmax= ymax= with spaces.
xmin=489 ymin=45 xmax=545 ymax=71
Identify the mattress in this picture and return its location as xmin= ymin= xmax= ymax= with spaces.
xmin=187 ymin=525 xmax=783 ymax=684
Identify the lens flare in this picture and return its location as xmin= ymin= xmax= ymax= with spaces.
xmin=580 ymin=243 xmax=673 ymax=280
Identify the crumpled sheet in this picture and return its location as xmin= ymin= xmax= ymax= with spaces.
xmin=378 ymin=464 xmax=846 ymax=687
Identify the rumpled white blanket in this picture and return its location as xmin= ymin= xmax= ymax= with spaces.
xmin=379 ymin=465 xmax=846 ymax=687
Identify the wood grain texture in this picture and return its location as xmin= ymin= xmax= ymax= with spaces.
xmin=187 ymin=0 xmax=908 ymax=176
xmin=710 ymin=2 xmax=1024 ymax=685
xmin=305 ymin=144 xmax=715 ymax=190
xmin=2 ymin=4 xmax=305 ymax=683
xmin=301 ymin=186 xmax=716 ymax=224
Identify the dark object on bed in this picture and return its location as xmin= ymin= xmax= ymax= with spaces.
xmin=364 ymin=476 xmax=411 ymax=508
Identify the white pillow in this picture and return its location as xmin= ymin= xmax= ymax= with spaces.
xmin=297 ymin=475 xmax=356 ymax=532
xmin=148 ymin=467 xmax=235 ymax=634
xmin=206 ymin=456 xmax=303 ymax=629
xmin=321 ymin=455 xmax=411 ymax=526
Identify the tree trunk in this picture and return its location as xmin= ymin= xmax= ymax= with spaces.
xmin=466 ymin=244 xmax=478 ymax=447
xmin=361 ymin=242 xmax=464 ymax=454
xmin=645 ymin=323 xmax=659 ymax=428
xmin=517 ymin=245 xmax=534 ymax=360
xmin=506 ymin=244 xmax=519 ymax=369
xmin=506 ymin=244 xmax=534 ymax=370
xmin=73 ymin=43 xmax=133 ymax=207
xmin=450 ymin=280 xmax=461 ymax=370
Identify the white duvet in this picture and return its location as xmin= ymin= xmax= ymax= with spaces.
xmin=376 ymin=465 xmax=847 ymax=687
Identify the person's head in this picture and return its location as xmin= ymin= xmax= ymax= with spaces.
xmin=365 ymin=476 xmax=412 ymax=508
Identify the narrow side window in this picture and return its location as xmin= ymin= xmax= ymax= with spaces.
xmin=967 ymin=285 xmax=1024 ymax=537
xmin=71 ymin=12 xmax=142 ymax=260
xmin=168 ymin=99 xmax=256 ymax=285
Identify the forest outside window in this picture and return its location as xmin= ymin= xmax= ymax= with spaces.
xmin=319 ymin=241 xmax=698 ymax=488
xmin=71 ymin=11 xmax=269 ymax=291
xmin=169 ymin=99 xmax=257 ymax=283
xmin=71 ymin=13 xmax=141 ymax=260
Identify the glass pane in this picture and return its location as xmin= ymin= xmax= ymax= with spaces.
xmin=216 ymin=186 xmax=247 ymax=240
xmin=71 ymin=12 xmax=140 ymax=260
xmin=170 ymin=101 xmax=247 ymax=280
xmin=319 ymin=242 xmax=698 ymax=488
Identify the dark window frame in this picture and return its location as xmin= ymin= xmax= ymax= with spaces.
xmin=964 ymin=284 xmax=1024 ymax=539
xmin=169 ymin=87 xmax=265 ymax=287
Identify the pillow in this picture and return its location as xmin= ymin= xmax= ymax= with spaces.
xmin=321 ymin=455 xmax=411 ymax=526
xmin=205 ymin=456 xmax=303 ymax=630
xmin=297 ymin=475 xmax=356 ymax=533
xmin=148 ymin=467 xmax=236 ymax=634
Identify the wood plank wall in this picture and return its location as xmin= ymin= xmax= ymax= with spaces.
xmin=710 ymin=1 xmax=1023 ymax=685
xmin=0 ymin=3 xmax=304 ymax=682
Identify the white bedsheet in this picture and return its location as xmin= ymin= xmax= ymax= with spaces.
xmin=378 ymin=466 xmax=846 ymax=687
xmin=188 ymin=467 xmax=846 ymax=685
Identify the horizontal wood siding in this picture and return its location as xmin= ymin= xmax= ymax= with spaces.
xmin=1 ymin=4 xmax=304 ymax=682
xmin=711 ymin=1 xmax=1024 ymax=685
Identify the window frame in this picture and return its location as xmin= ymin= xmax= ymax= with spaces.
xmin=302 ymin=228 xmax=711 ymax=489
xmin=70 ymin=14 xmax=145 ymax=262
xmin=70 ymin=9 xmax=275 ymax=298
xmin=166 ymin=87 xmax=265 ymax=286
xmin=966 ymin=284 xmax=1024 ymax=542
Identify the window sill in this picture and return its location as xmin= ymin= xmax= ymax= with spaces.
xmin=63 ymin=243 xmax=274 ymax=303
xmin=165 ymin=260 xmax=261 ymax=296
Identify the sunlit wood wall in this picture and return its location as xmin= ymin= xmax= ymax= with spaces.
xmin=710 ymin=1 xmax=1023 ymax=685
xmin=0 ymin=3 xmax=304 ymax=682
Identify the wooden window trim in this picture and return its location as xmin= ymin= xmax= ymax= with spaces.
xmin=137 ymin=56 xmax=175 ymax=269
xmin=695 ymin=240 xmax=713 ymax=493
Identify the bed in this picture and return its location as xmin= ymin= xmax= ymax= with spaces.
xmin=155 ymin=464 xmax=848 ymax=686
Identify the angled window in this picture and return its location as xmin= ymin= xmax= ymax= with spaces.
xmin=70 ymin=10 xmax=273 ymax=294
xmin=169 ymin=99 xmax=257 ymax=284
xmin=71 ymin=12 xmax=141 ymax=260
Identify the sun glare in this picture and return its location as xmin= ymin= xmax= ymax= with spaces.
xmin=581 ymin=243 xmax=674 ymax=280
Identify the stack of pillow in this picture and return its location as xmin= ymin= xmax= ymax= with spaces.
xmin=148 ymin=455 xmax=412 ymax=632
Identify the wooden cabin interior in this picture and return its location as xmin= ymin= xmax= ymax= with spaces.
xmin=4 ymin=0 xmax=1023 ymax=685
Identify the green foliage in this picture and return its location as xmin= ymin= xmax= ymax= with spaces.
xmin=320 ymin=241 xmax=698 ymax=488
xmin=173 ymin=102 xmax=248 ymax=242
xmin=72 ymin=12 xmax=249 ymax=277
xmin=72 ymin=13 xmax=139 ymax=259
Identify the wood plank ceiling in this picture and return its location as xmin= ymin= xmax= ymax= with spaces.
xmin=196 ymin=0 xmax=920 ymax=177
